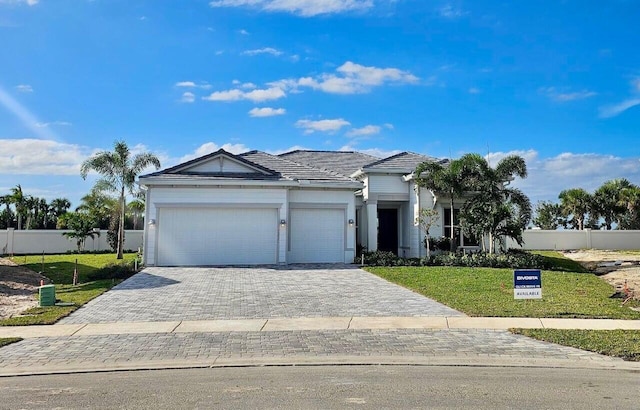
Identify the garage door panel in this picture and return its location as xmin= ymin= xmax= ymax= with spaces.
xmin=157 ymin=207 xmax=277 ymax=266
xmin=289 ymin=208 xmax=344 ymax=263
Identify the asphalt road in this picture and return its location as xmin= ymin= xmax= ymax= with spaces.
xmin=1 ymin=365 xmax=638 ymax=409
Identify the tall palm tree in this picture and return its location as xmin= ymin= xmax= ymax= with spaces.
xmin=618 ymin=185 xmax=640 ymax=229
xmin=459 ymin=155 xmax=531 ymax=253
xmin=592 ymin=179 xmax=633 ymax=230
xmin=414 ymin=154 xmax=485 ymax=251
xmin=49 ymin=197 xmax=71 ymax=228
xmin=127 ymin=199 xmax=145 ymax=230
xmin=80 ymin=141 xmax=160 ymax=259
xmin=559 ymin=188 xmax=592 ymax=230
xmin=0 ymin=194 xmax=14 ymax=228
xmin=8 ymin=184 xmax=28 ymax=230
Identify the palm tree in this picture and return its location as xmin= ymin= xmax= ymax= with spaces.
xmin=49 ymin=197 xmax=71 ymax=228
xmin=8 ymin=184 xmax=28 ymax=230
xmin=80 ymin=141 xmax=160 ymax=259
xmin=459 ymin=155 xmax=531 ymax=253
xmin=618 ymin=185 xmax=640 ymax=229
xmin=559 ymin=188 xmax=592 ymax=230
xmin=414 ymin=154 xmax=485 ymax=251
xmin=592 ymin=179 xmax=634 ymax=230
xmin=62 ymin=212 xmax=100 ymax=252
xmin=0 ymin=194 xmax=14 ymax=228
xmin=127 ymin=199 xmax=145 ymax=230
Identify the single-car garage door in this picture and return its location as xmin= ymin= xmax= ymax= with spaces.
xmin=289 ymin=208 xmax=345 ymax=263
xmin=156 ymin=207 xmax=278 ymax=266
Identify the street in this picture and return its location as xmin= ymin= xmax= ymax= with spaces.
xmin=1 ymin=365 xmax=638 ymax=409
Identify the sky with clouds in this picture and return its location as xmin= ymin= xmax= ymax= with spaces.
xmin=1 ymin=0 xmax=639 ymax=207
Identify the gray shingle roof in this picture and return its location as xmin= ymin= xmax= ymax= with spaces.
xmin=363 ymin=151 xmax=446 ymax=171
xmin=279 ymin=150 xmax=380 ymax=177
xmin=240 ymin=151 xmax=355 ymax=182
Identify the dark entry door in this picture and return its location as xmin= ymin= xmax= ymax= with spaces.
xmin=377 ymin=208 xmax=398 ymax=254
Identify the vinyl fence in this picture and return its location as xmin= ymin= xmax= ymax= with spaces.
xmin=506 ymin=229 xmax=640 ymax=250
xmin=1 ymin=228 xmax=144 ymax=255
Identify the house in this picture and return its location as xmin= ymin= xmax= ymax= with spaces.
xmin=138 ymin=149 xmax=468 ymax=266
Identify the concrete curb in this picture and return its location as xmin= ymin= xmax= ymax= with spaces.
xmin=2 ymin=354 xmax=639 ymax=378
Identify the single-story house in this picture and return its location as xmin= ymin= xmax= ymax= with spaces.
xmin=138 ymin=149 xmax=475 ymax=266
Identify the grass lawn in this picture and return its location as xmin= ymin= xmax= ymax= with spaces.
xmin=530 ymin=250 xmax=589 ymax=273
xmin=365 ymin=266 xmax=640 ymax=319
xmin=0 ymin=338 xmax=22 ymax=348
xmin=0 ymin=253 xmax=137 ymax=326
xmin=511 ymin=329 xmax=640 ymax=361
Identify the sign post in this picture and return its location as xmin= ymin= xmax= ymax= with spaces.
xmin=514 ymin=269 xmax=542 ymax=299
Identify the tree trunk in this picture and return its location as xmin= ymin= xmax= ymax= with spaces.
xmin=118 ymin=187 xmax=125 ymax=259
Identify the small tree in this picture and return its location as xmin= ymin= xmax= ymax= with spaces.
xmin=62 ymin=212 xmax=100 ymax=252
xmin=416 ymin=208 xmax=440 ymax=258
xmin=559 ymin=188 xmax=591 ymax=230
xmin=533 ymin=201 xmax=565 ymax=230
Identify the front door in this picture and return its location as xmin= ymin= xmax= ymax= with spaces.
xmin=377 ymin=208 xmax=398 ymax=254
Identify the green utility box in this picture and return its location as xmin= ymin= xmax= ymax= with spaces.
xmin=39 ymin=284 xmax=56 ymax=307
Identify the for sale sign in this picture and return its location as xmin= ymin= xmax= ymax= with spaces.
xmin=514 ymin=269 xmax=542 ymax=299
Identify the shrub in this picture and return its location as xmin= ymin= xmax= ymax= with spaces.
xmin=362 ymin=249 xmax=552 ymax=270
xmin=86 ymin=260 xmax=138 ymax=281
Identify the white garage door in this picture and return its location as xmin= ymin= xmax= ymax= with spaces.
xmin=156 ymin=207 xmax=278 ymax=266
xmin=289 ymin=208 xmax=345 ymax=263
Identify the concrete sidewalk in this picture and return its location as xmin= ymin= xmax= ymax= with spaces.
xmin=2 ymin=317 xmax=639 ymax=339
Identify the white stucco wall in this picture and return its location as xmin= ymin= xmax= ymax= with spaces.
xmin=367 ymin=174 xmax=407 ymax=194
xmin=2 ymin=229 xmax=143 ymax=255
xmin=507 ymin=229 xmax=640 ymax=250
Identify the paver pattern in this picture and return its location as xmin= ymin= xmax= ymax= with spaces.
xmin=0 ymin=329 xmax=615 ymax=369
xmin=60 ymin=266 xmax=463 ymax=324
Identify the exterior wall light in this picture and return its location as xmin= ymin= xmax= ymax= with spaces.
xmin=148 ymin=219 xmax=156 ymax=226
xmin=348 ymin=219 xmax=355 ymax=226
xmin=280 ymin=219 xmax=287 ymax=226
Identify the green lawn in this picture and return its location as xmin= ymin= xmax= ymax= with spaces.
xmin=0 ymin=338 xmax=22 ymax=348
xmin=365 ymin=266 xmax=640 ymax=319
xmin=512 ymin=329 xmax=640 ymax=361
xmin=1 ymin=253 xmax=137 ymax=326
xmin=10 ymin=253 xmax=138 ymax=284
xmin=530 ymin=250 xmax=589 ymax=273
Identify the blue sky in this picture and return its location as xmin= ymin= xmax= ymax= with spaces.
xmin=1 ymin=0 xmax=639 ymax=207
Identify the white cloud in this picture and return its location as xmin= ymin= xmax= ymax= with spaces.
xmin=0 ymin=0 xmax=39 ymax=6
xmin=598 ymin=77 xmax=640 ymax=118
xmin=468 ymin=87 xmax=481 ymax=94
xmin=485 ymin=149 xmax=640 ymax=203
xmin=180 ymin=92 xmax=195 ymax=103
xmin=34 ymin=121 xmax=72 ymax=128
xmin=248 ymin=107 xmax=286 ymax=117
xmin=15 ymin=84 xmax=33 ymax=93
xmin=241 ymin=82 xmax=256 ymax=89
xmin=438 ymin=4 xmax=466 ymax=19
xmin=599 ymin=98 xmax=640 ymax=118
xmin=383 ymin=123 xmax=394 ymax=130
xmin=209 ymin=0 xmax=374 ymax=17
xmin=273 ymin=61 xmax=419 ymax=94
xmin=175 ymin=81 xmax=196 ymax=87
xmin=238 ymin=29 xmax=250 ymax=35
xmin=0 ymin=139 xmax=89 ymax=175
xmin=540 ymin=87 xmax=597 ymax=102
xmin=346 ymin=125 xmax=381 ymax=137
xmin=178 ymin=142 xmax=251 ymax=163
xmin=242 ymin=47 xmax=283 ymax=56
xmin=203 ymin=87 xmax=285 ymax=103
xmin=296 ymin=118 xmax=350 ymax=134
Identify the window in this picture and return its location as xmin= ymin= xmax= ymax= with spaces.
xmin=443 ymin=208 xmax=479 ymax=247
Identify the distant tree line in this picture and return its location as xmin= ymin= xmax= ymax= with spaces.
xmin=533 ymin=179 xmax=640 ymax=230
xmin=1 ymin=141 xmax=161 ymax=255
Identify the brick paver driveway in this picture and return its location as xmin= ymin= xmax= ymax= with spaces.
xmin=60 ymin=265 xmax=463 ymax=323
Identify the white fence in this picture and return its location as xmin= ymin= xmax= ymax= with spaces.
xmin=1 ymin=229 xmax=144 ymax=255
xmin=506 ymin=229 xmax=640 ymax=250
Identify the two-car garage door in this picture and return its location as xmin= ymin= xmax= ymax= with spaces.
xmin=155 ymin=206 xmax=346 ymax=266
xmin=156 ymin=207 xmax=278 ymax=266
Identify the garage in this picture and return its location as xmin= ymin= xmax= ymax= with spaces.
xmin=156 ymin=207 xmax=278 ymax=266
xmin=289 ymin=208 xmax=345 ymax=263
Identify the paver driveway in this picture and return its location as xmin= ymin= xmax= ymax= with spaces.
xmin=60 ymin=265 xmax=463 ymax=323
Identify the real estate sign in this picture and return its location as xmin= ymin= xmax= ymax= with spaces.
xmin=514 ymin=269 xmax=542 ymax=299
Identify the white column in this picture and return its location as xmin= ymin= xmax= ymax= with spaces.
xmin=366 ymin=201 xmax=378 ymax=252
